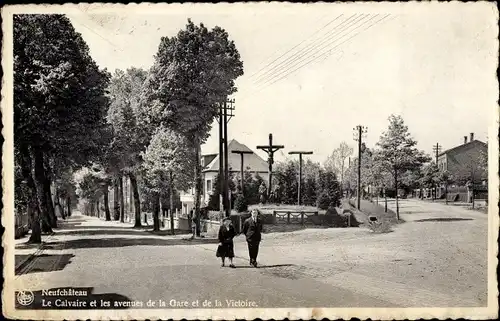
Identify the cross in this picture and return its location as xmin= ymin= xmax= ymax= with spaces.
xmin=257 ymin=133 xmax=284 ymax=200
xmin=231 ymin=150 xmax=253 ymax=195
xmin=289 ymin=151 xmax=313 ymax=205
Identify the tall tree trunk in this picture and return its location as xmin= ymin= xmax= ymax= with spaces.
xmin=169 ymin=171 xmax=175 ymax=235
xmin=43 ymin=171 xmax=57 ymax=227
xmin=66 ymin=196 xmax=72 ymax=217
xmin=54 ymin=187 xmax=65 ymax=220
xmin=193 ymin=141 xmax=202 ymax=237
xmin=113 ymin=177 xmax=120 ymax=220
xmin=32 ymin=148 xmax=53 ymax=234
xmin=445 ymin=183 xmax=448 ymax=205
xmin=119 ymin=175 xmax=125 ymax=223
xmin=152 ymin=192 xmax=160 ymax=232
xmin=394 ymin=169 xmax=399 ymax=221
xmin=129 ymin=172 xmax=142 ymax=227
xmin=20 ymin=148 xmax=43 ymax=243
xmin=103 ymin=184 xmax=111 ymax=221
xmin=96 ymin=199 xmax=100 ymax=218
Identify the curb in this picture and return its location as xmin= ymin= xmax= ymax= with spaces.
xmin=15 ymin=232 xmax=55 ymax=275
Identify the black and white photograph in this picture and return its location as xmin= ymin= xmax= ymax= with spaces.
xmin=1 ymin=2 xmax=499 ymax=320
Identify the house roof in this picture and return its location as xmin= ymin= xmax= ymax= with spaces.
xmin=203 ymin=139 xmax=269 ymax=173
xmin=438 ymin=140 xmax=487 ymax=157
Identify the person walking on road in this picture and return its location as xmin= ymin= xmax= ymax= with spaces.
xmin=242 ymin=209 xmax=263 ymax=267
xmin=216 ymin=218 xmax=236 ymax=268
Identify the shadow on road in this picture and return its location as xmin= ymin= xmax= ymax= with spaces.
xmin=414 ymin=218 xmax=474 ymax=222
xmin=233 ymin=264 xmax=296 ymax=269
xmin=15 ymin=254 xmax=75 ymax=275
xmin=42 ymin=237 xmax=220 ymax=250
xmin=15 ymin=287 xmax=133 ymax=309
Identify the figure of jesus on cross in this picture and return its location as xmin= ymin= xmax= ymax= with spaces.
xmin=257 ymin=133 xmax=284 ymax=202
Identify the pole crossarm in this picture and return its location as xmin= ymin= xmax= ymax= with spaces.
xmin=288 ymin=151 xmax=313 ymax=155
xmin=231 ymin=150 xmax=253 ymax=155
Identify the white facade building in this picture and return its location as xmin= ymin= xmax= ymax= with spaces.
xmin=179 ymin=139 xmax=269 ymax=214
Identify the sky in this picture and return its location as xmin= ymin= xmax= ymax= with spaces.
xmin=63 ymin=3 xmax=498 ymax=164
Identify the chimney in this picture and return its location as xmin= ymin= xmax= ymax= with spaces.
xmin=464 ymin=136 xmax=468 ymax=144
xmin=470 ymin=132 xmax=474 ymax=142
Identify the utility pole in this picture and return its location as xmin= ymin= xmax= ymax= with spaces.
xmin=432 ymin=143 xmax=441 ymax=164
xmin=218 ymin=103 xmax=224 ymax=215
xmin=257 ymin=134 xmax=284 ymax=201
xmin=432 ymin=143 xmax=442 ymax=200
xmin=216 ymin=99 xmax=235 ymax=218
xmin=232 ymin=150 xmax=253 ymax=195
xmin=288 ymin=151 xmax=313 ymax=205
xmin=353 ymin=125 xmax=367 ymax=210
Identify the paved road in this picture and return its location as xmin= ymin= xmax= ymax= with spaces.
xmin=12 ymin=198 xmax=488 ymax=309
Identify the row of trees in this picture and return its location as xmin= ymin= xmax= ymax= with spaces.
xmin=343 ymin=115 xmax=430 ymax=220
xmin=14 ymin=15 xmax=111 ymax=243
xmin=15 ymin=15 xmax=244 ymax=241
xmin=76 ymin=19 xmax=244 ymax=235
xmin=342 ymin=115 xmax=488 ymax=218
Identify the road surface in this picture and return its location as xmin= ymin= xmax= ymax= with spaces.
xmin=12 ymin=198 xmax=488 ymax=309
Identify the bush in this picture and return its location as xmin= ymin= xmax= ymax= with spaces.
xmin=317 ymin=190 xmax=340 ymax=210
xmin=234 ymin=194 xmax=248 ymax=213
xmin=366 ymin=217 xmax=393 ymax=233
xmin=323 ymin=207 xmax=347 ymax=227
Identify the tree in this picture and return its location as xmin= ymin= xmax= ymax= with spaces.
xmin=207 ymin=173 xmax=236 ymax=210
xmin=14 ymin=14 xmax=110 ymax=241
xmin=142 ymin=126 xmax=195 ymax=233
xmin=420 ymin=162 xmax=440 ymax=200
xmin=107 ymin=67 xmax=149 ymax=227
xmin=437 ymin=170 xmax=453 ymax=204
xmin=316 ymin=170 xmax=341 ymax=210
xmin=324 ymin=142 xmax=353 ymax=191
xmin=376 ymin=115 xmax=430 ymax=220
xmin=142 ymin=19 xmax=244 ymax=235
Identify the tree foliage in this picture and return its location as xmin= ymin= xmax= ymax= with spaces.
xmin=375 ymin=115 xmax=430 ymax=219
xmin=14 ymin=14 xmax=110 ymax=241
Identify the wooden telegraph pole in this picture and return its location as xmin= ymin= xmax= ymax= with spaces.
xmin=288 ymin=151 xmax=313 ymax=205
xmin=257 ymin=134 xmax=284 ymax=202
xmin=232 ymin=150 xmax=253 ymax=195
xmin=353 ymin=125 xmax=367 ymax=210
xmin=216 ymin=99 xmax=235 ymax=218
xmin=432 ymin=143 xmax=442 ymax=200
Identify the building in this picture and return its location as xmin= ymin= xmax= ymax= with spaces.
xmin=437 ymin=132 xmax=487 ymax=182
xmin=436 ymin=132 xmax=487 ymax=202
xmin=179 ymin=139 xmax=269 ymax=215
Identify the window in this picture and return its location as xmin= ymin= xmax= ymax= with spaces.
xmin=206 ymin=179 xmax=212 ymax=193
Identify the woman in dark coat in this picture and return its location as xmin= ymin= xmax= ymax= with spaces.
xmin=216 ymin=218 xmax=236 ymax=268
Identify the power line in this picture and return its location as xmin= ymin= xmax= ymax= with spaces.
xmin=252 ymin=14 xmax=391 ymax=94
xmin=247 ymin=13 xmax=331 ymax=79
xmin=254 ymin=14 xmax=361 ymax=85
xmin=250 ymin=14 xmax=345 ymax=81
xmin=69 ymin=16 xmax=123 ymax=50
xmin=254 ymin=14 xmax=370 ymax=87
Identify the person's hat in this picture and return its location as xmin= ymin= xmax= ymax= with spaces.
xmin=223 ymin=217 xmax=232 ymax=222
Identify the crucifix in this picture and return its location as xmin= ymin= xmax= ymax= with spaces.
xmin=257 ymin=133 xmax=284 ymax=200
xmin=231 ymin=150 xmax=253 ymax=195
xmin=288 ymin=151 xmax=313 ymax=205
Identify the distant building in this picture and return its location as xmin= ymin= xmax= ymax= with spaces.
xmin=437 ymin=132 xmax=487 ymax=184
xmin=179 ymin=139 xmax=269 ymax=215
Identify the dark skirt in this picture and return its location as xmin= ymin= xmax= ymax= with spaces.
xmin=216 ymin=241 xmax=234 ymax=258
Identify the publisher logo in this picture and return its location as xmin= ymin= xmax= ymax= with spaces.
xmin=16 ymin=291 xmax=34 ymax=306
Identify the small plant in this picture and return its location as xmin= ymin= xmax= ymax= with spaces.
xmin=234 ymin=194 xmax=249 ymax=213
xmin=366 ymin=216 xmax=393 ymax=233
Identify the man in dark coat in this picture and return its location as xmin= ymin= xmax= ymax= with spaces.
xmin=242 ymin=209 xmax=263 ymax=267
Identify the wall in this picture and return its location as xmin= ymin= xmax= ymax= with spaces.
xmin=446 ymin=142 xmax=487 ymax=183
